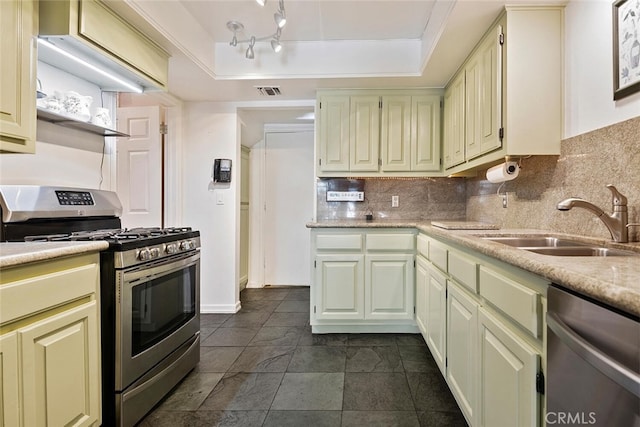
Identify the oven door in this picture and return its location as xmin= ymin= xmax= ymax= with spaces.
xmin=115 ymin=251 xmax=200 ymax=390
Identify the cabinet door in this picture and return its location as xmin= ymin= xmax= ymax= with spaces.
xmin=318 ymin=95 xmax=350 ymax=172
xmin=365 ymin=254 xmax=414 ymax=320
xmin=0 ymin=0 xmax=36 ymax=153
xmin=314 ymin=254 xmax=365 ymax=320
xmin=411 ymin=95 xmax=441 ymax=172
xmin=478 ymin=308 xmax=539 ymax=427
xmin=350 ymin=95 xmax=380 ymax=172
xmin=0 ymin=333 xmax=20 ymax=427
xmin=425 ymin=264 xmax=447 ymax=374
xmin=20 ymin=301 xmax=101 ymax=427
xmin=463 ymin=23 xmax=504 ymax=162
xmin=443 ymin=73 xmax=465 ymax=169
xmin=415 ymin=256 xmax=429 ymax=336
xmin=447 ymin=281 xmax=479 ymax=426
xmin=380 ymin=95 xmax=411 ymax=172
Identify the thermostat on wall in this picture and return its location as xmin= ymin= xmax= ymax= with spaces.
xmin=327 ymin=191 xmax=365 ymax=202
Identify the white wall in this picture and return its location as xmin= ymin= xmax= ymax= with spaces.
xmin=564 ymin=0 xmax=640 ymax=138
xmin=0 ymin=62 xmax=117 ymax=190
xmin=182 ymin=103 xmax=240 ymax=313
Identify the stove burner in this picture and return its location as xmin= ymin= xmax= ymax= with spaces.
xmin=23 ymin=227 xmax=195 ymax=243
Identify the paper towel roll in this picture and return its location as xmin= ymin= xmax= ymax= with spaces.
xmin=486 ymin=161 xmax=520 ymax=183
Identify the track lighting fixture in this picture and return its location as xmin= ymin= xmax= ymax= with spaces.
xmin=227 ymin=0 xmax=286 ymax=59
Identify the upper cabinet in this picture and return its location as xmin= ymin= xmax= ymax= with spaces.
xmin=443 ymin=6 xmax=563 ymax=175
xmin=39 ymin=0 xmax=170 ymax=92
xmin=0 ymin=0 xmax=37 ymax=154
xmin=316 ymin=89 xmax=442 ymax=177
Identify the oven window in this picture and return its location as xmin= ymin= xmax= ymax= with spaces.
xmin=130 ymin=264 xmax=196 ymax=356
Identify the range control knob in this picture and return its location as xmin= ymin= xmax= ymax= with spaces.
xmin=138 ymin=249 xmax=151 ymax=261
xmin=150 ymin=248 xmax=161 ymax=258
xmin=166 ymin=243 xmax=178 ymax=254
xmin=180 ymin=240 xmax=195 ymax=251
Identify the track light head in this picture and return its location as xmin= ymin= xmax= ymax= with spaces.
xmin=246 ymin=36 xmax=256 ymax=59
xmin=271 ymin=38 xmax=282 ymax=53
xmin=274 ymin=11 xmax=286 ymax=28
xmin=256 ymin=0 xmax=266 ymax=5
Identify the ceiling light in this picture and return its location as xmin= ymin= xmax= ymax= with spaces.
xmin=246 ymin=37 xmax=256 ymax=59
xmin=226 ymin=0 xmax=286 ymax=60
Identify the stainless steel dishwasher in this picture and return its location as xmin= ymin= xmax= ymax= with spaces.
xmin=547 ymin=286 xmax=640 ymax=426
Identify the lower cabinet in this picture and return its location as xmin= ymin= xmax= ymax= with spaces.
xmin=478 ymin=308 xmax=540 ymax=427
xmin=365 ymin=254 xmax=414 ymax=320
xmin=425 ymin=263 xmax=447 ymax=374
xmin=447 ymin=281 xmax=479 ymax=426
xmin=418 ymin=232 xmax=546 ymax=427
xmin=0 ymin=253 xmax=101 ymax=426
xmin=314 ymin=254 xmax=365 ymax=320
xmin=311 ymin=229 xmax=417 ymax=332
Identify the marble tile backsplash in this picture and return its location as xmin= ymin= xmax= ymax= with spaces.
xmin=466 ymin=116 xmax=640 ymax=241
xmin=316 ymin=177 xmax=466 ymax=221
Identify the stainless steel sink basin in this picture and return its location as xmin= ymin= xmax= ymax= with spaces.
xmin=482 ymin=236 xmax=639 ymax=257
xmin=526 ymin=247 xmax=638 ymax=257
xmin=483 ymin=236 xmax=588 ymax=247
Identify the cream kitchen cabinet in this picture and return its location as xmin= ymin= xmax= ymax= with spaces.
xmin=381 ymin=95 xmax=441 ymax=172
xmin=316 ymin=94 xmax=379 ymax=173
xmin=443 ymin=6 xmax=563 ymax=175
xmin=316 ymin=89 xmax=442 ymax=177
xmin=425 ymin=262 xmax=447 ymax=375
xmin=0 ymin=0 xmax=37 ymax=153
xmin=418 ymin=231 xmax=547 ymax=426
xmin=443 ymin=73 xmax=465 ymax=169
xmin=478 ymin=308 xmax=540 ymax=427
xmin=447 ymin=280 xmax=479 ymax=426
xmin=311 ymin=229 xmax=417 ymax=333
xmin=0 ymin=253 xmax=101 ymax=426
xmin=39 ymin=0 xmax=169 ymax=91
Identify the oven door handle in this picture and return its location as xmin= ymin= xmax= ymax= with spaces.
xmin=547 ymin=312 xmax=640 ymax=398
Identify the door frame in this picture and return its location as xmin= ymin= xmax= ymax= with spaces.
xmin=248 ymin=123 xmax=314 ymax=288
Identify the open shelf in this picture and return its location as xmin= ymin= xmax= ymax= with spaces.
xmin=37 ymin=108 xmax=129 ymax=137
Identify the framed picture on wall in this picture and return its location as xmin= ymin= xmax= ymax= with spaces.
xmin=613 ymin=0 xmax=640 ymax=100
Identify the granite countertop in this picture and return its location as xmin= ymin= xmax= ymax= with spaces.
xmin=307 ymin=220 xmax=640 ymax=317
xmin=0 ymin=241 xmax=109 ymax=269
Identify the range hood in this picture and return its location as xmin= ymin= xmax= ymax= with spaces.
xmin=38 ymin=0 xmax=169 ymax=93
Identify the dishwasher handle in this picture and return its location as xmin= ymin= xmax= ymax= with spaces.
xmin=547 ymin=312 xmax=640 ymax=398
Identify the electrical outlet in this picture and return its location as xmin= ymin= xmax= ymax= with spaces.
xmin=392 ymin=196 xmax=399 ymax=208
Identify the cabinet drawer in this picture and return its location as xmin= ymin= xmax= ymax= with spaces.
xmin=316 ymin=234 xmax=363 ymax=251
xmin=429 ymin=240 xmax=448 ymax=272
xmin=448 ymin=251 xmax=478 ymax=293
xmin=0 ymin=256 xmax=99 ymax=325
xmin=417 ymin=234 xmax=429 ymax=258
xmin=366 ymin=233 xmax=415 ymax=251
xmin=479 ymin=266 xmax=541 ymax=337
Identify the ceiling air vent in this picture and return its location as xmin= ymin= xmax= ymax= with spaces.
xmin=255 ymin=86 xmax=282 ymax=96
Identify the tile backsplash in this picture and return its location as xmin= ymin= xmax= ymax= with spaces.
xmin=466 ymin=116 xmax=640 ymax=241
xmin=317 ymin=116 xmax=639 ymax=241
xmin=316 ymin=177 xmax=466 ymax=221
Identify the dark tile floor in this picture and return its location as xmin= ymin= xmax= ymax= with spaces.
xmin=138 ymin=286 xmax=467 ymax=427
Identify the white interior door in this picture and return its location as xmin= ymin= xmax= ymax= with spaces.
xmin=264 ymin=130 xmax=314 ymax=286
xmin=116 ymin=106 xmax=162 ymax=228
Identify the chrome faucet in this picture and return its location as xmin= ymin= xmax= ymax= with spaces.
xmin=557 ymin=185 xmax=629 ymax=243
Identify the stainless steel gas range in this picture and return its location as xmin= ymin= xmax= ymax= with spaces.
xmin=0 ymin=185 xmax=200 ymax=426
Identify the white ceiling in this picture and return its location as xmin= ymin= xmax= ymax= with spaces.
xmin=112 ymin=0 xmax=565 ymax=145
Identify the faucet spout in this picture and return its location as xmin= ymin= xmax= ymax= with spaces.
xmin=556 ymin=186 xmax=629 ymax=243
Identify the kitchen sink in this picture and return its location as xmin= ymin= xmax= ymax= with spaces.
xmin=482 ymin=236 xmax=639 ymax=257
xmin=483 ymin=236 xmax=589 ymax=248
xmin=526 ymin=247 xmax=638 ymax=257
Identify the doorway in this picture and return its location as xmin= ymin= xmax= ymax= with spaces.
xmin=263 ymin=129 xmax=315 ymax=286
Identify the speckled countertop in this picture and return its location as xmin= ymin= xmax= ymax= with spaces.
xmin=307 ymin=220 xmax=640 ymax=317
xmin=0 ymin=241 xmax=109 ymax=269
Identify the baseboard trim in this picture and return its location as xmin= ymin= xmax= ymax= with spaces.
xmin=201 ymin=302 xmax=241 ymax=314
